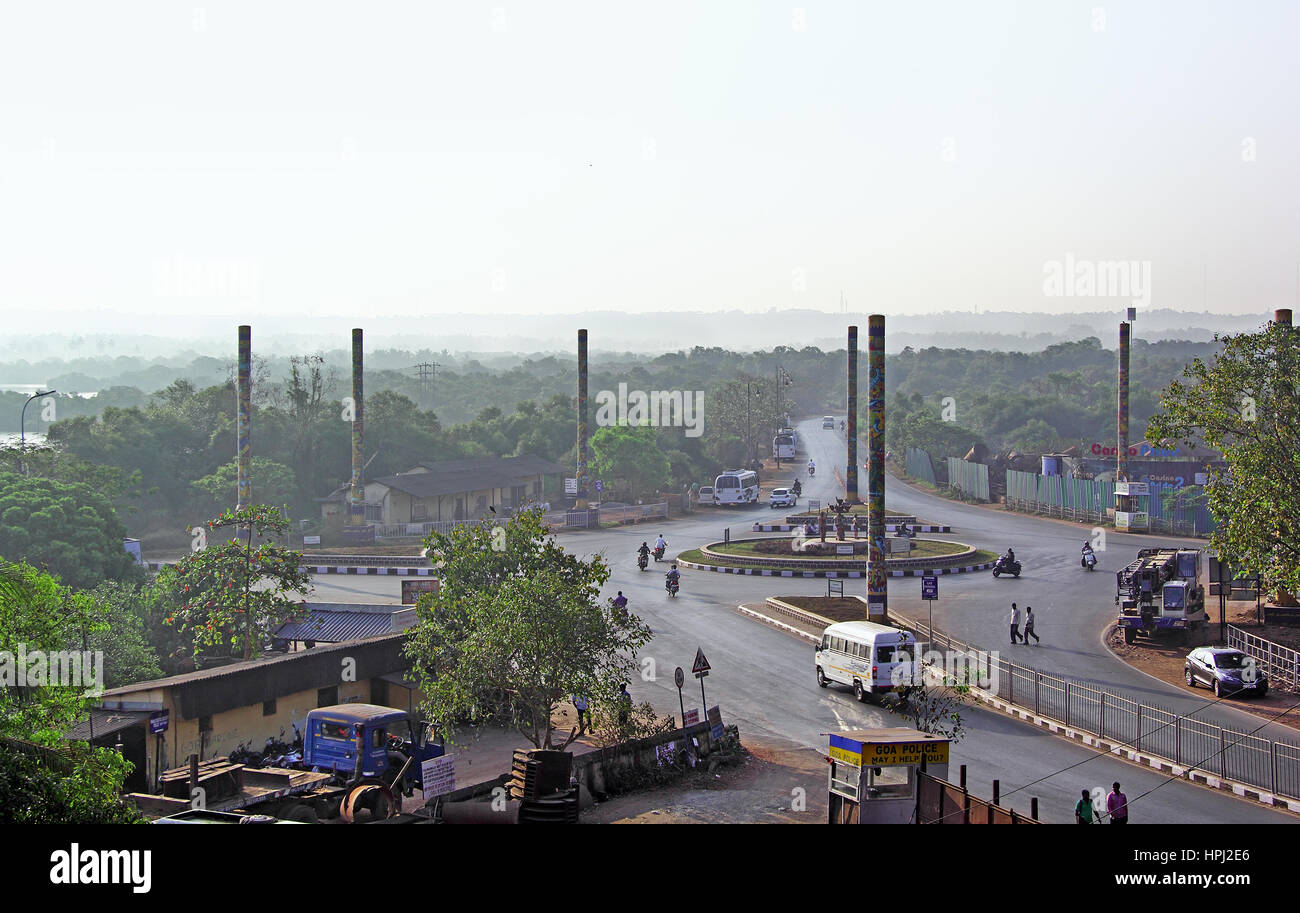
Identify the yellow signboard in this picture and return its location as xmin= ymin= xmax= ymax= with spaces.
xmin=861 ymin=741 xmax=949 ymax=766
xmin=829 ymin=741 xmax=949 ymax=766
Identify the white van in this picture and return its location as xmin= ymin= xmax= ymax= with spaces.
xmin=815 ymin=621 xmax=916 ymax=702
xmin=822 ymin=416 xmax=835 ymax=429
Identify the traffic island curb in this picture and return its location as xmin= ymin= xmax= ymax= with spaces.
xmin=678 ymin=557 xmax=994 ymax=578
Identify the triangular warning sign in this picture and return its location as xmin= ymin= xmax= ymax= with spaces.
xmin=691 ymin=647 xmax=711 ymax=674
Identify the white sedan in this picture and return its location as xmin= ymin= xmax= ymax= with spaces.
xmin=769 ymin=488 xmax=797 ymax=509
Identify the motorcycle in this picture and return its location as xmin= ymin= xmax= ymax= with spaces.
xmin=1081 ymin=549 xmax=1097 ymax=571
xmin=638 ymin=552 xmax=649 ymax=571
xmin=665 ymin=575 xmax=680 ymax=597
xmin=808 ymin=466 xmax=816 ymax=478
xmin=896 ymin=522 xmax=916 ymax=539
xmin=653 ymin=544 xmax=666 ymax=562
xmin=791 ymin=480 xmax=802 ymax=497
xmin=991 ymin=554 xmax=1021 ymax=578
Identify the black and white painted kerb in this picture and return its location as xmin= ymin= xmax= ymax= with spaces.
xmin=677 ymin=558 xmax=994 ymax=577
xmin=751 ymin=522 xmax=951 ymax=533
xmin=145 ymin=561 xmax=436 ymax=576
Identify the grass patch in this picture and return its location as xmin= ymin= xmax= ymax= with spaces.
xmin=776 ymin=596 xmax=870 ymax=623
xmin=708 ymin=538 xmax=969 ymax=560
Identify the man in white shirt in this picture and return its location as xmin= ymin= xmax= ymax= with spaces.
xmin=1009 ymin=603 xmax=1023 ymax=644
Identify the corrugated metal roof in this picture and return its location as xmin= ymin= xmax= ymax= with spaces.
xmin=372 ymin=454 xmax=566 ymax=500
xmin=275 ymin=609 xmax=400 ymax=643
xmin=67 ymin=708 xmax=154 ymax=742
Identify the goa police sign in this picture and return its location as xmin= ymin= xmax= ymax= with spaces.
xmin=828 ymin=732 xmax=950 ymax=767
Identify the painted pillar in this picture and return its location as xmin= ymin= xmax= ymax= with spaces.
xmin=576 ymin=329 xmax=589 ymax=510
xmin=1276 ymin=308 xmax=1293 ymax=328
xmin=236 ymin=325 xmax=251 ymax=511
xmin=1117 ymin=321 xmax=1130 ymax=484
xmin=846 ymin=325 xmax=859 ymax=503
xmin=866 ymin=315 xmax=887 ymax=620
xmin=350 ymin=328 xmax=365 ymax=524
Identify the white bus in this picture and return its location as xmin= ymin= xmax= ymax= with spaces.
xmin=772 ymin=429 xmax=796 ymax=460
xmin=712 ymin=469 xmax=760 ymax=505
xmin=815 ymin=621 xmax=916 ymax=702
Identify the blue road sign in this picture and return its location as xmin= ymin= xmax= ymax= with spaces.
xmin=922 ymin=575 xmax=938 ymax=600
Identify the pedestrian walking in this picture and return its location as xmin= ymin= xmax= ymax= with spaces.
xmin=1023 ymin=606 xmax=1040 ymax=644
xmin=1106 ymin=782 xmax=1129 ymax=824
xmin=571 ymin=693 xmax=591 ymax=731
xmin=617 ymin=682 xmax=632 ymax=727
xmin=1009 ymin=603 xmax=1023 ymax=644
xmin=612 ymin=590 xmax=628 ymax=612
xmin=1074 ymin=789 xmax=1095 ymax=824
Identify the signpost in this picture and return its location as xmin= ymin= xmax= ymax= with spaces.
xmin=922 ymin=575 xmax=938 ymax=640
xmin=674 ymin=666 xmax=687 ymax=738
xmin=420 ymin=754 xmax=455 ymax=798
xmin=692 ymin=647 xmax=711 ymax=721
xmin=149 ymin=710 xmax=169 ymax=735
xmin=401 ymin=578 xmax=440 ymax=605
xmin=595 ymin=479 xmax=604 ymax=493
xmin=564 ymin=478 xmax=578 ymax=496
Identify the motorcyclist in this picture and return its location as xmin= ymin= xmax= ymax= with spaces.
xmin=1005 ymin=547 xmax=1016 ymax=565
xmin=1082 ymin=541 xmax=1095 ymax=566
xmin=807 ymin=459 xmax=815 ymax=476
xmin=665 ymin=564 xmax=681 ymax=592
xmin=638 ymin=541 xmax=651 ymax=558
xmin=791 ymin=479 xmax=802 ymax=497
xmin=613 ymin=590 xmax=628 ymax=611
xmin=898 ymin=519 xmax=911 ymax=538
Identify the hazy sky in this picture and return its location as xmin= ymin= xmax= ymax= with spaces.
xmin=2 ymin=1 xmax=1297 ymax=332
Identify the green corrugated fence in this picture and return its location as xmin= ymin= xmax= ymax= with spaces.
xmin=905 ymin=447 xmax=937 ymax=485
xmin=946 ymin=457 xmax=990 ymax=501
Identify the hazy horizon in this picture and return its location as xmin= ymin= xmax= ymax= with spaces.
xmin=4 ymin=2 xmax=1299 ymax=328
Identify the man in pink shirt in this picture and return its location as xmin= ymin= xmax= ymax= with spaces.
xmin=1106 ymin=782 xmax=1129 ymax=824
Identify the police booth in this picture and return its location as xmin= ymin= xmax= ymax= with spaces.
xmin=827 ymin=728 xmax=950 ymax=824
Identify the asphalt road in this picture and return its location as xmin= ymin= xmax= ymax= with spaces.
xmin=311 ymin=418 xmax=1296 ymax=823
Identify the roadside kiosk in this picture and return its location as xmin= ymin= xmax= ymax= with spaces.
xmin=827 ymin=728 xmax=950 ymax=824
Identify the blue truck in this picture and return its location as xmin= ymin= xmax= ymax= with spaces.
xmin=142 ymin=704 xmax=445 ymax=823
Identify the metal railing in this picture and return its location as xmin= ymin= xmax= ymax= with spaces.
xmin=903 ymin=616 xmax=1300 ymax=801
xmin=1227 ymin=625 xmax=1300 ymax=694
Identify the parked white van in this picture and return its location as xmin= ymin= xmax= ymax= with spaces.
xmin=815 ymin=621 xmax=916 ymax=702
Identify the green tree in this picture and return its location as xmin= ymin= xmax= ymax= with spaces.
xmin=1003 ymin=418 xmax=1060 ymax=454
xmin=590 ymin=424 xmax=671 ymax=500
xmin=0 ymin=473 xmax=139 ymax=591
xmin=166 ymin=505 xmax=313 ymax=662
xmin=0 ymin=741 xmax=144 ymax=824
xmin=405 ymin=508 xmax=652 ymax=749
xmin=0 ymin=560 xmax=144 ymax=822
xmin=71 ymin=584 xmax=164 ymax=688
xmin=191 ymin=457 xmax=298 ymax=519
xmin=1147 ymin=320 xmax=1300 ymax=599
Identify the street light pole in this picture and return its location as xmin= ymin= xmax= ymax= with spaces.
xmin=20 ymin=390 xmax=56 ymax=473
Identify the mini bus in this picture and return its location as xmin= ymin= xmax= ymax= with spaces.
xmin=822 ymin=415 xmax=835 ymax=429
xmin=712 ymin=469 xmax=760 ymax=505
xmin=815 ymin=621 xmax=916 ymax=702
xmin=772 ymin=429 xmax=796 ymax=459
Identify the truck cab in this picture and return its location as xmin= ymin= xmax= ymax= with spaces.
xmin=304 ymin=704 xmax=443 ymax=789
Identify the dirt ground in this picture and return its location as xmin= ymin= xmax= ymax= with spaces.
xmin=1104 ymin=599 xmax=1300 ymax=732
xmin=580 ymin=735 xmax=829 ymax=823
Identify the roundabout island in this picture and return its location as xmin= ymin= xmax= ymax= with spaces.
xmin=677 ymin=535 xmax=998 ymax=578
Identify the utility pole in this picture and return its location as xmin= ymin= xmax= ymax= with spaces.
xmin=411 ymin=362 xmax=439 ymax=410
